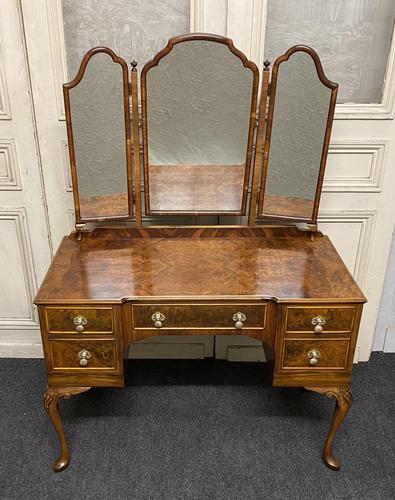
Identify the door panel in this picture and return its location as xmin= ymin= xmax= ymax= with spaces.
xmin=0 ymin=0 xmax=51 ymax=356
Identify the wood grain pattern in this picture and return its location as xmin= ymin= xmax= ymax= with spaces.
xmin=35 ymin=225 xmax=365 ymax=473
xmin=148 ymin=164 xmax=244 ymax=214
xmin=273 ymin=303 xmax=363 ymax=388
xmin=285 ymin=306 xmax=355 ymax=333
xmin=49 ymin=339 xmax=117 ymax=370
xmin=282 ymin=339 xmax=349 ymax=369
xmin=132 ymin=303 xmax=266 ymax=329
xmin=45 ymin=307 xmax=113 ymax=333
xmin=34 ymin=228 xmax=366 ymax=304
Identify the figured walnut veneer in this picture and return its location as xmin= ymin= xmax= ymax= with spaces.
xmin=282 ymin=339 xmax=349 ymax=369
xmin=285 ymin=306 xmax=355 ymax=333
xmin=45 ymin=307 xmax=113 ymax=333
xmin=34 ymin=227 xmax=366 ymax=472
xmin=132 ymin=303 xmax=266 ymax=329
xmin=49 ymin=339 xmax=117 ymax=371
xmin=35 ymin=227 xmax=365 ymax=304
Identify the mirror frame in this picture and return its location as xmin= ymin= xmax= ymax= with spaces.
xmin=140 ymin=33 xmax=259 ymax=217
xmin=63 ymin=46 xmax=133 ymax=226
xmin=257 ymin=45 xmax=338 ymax=226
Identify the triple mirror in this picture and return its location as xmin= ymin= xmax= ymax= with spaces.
xmin=63 ymin=34 xmax=338 ymax=228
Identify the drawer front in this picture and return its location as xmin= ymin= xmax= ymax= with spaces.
xmin=45 ymin=307 xmax=113 ymax=333
xmin=132 ymin=303 xmax=266 ymax=329
xmin=282 ymin=339 xmax=349 ymax=369
xmin=285 ymin=306 xmax=356 ymax=333
xmin=49 ymin=339 xmax=117 ymax=370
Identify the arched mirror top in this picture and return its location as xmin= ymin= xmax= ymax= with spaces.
xmin=64 ymin=46 xmax=129 ymax=89
xmin=140 ymin=33 xmax=259 ymax=76
xmin=271 ymin=44 xmax=338 ymax=90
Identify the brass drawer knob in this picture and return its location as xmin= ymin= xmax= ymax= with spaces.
xmin=73 ymin=315 xmax=87 ymax=332
xmin=78 ymin=349 xmax=91 ymax=367
xmin=307 ymin=349 xmax=321 ymax=366
xmin=311 ymin=315 xmax=326 ymax=334
xmin=151 ymin=311 xmax=165 ymax=328
xmin=233 ymin=312 xmax=246 ymax=329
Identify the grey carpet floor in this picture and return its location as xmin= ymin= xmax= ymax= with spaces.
xmin=0 ymin=353 xmax=394 ymax=500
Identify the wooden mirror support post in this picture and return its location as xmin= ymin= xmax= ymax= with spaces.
xmin=130 ymin=60 xmax=141 ymax=226
xmin=249 ymin=59 xmax=271 ymax=225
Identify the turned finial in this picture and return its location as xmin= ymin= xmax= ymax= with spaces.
xmin=131 ymin=60 xmax=138 ymax=71
xmin=263 ymin=59 xmax=271 ymax=70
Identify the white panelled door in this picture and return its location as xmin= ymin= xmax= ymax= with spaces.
xmin=0 ymin=0 xmax=51 ymax=356
xmin=16 ymin=0 xmax=395 ymax=361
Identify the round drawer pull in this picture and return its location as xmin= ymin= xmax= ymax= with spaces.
xmin=307 ymin=349 xmax=321 ymax=366
xmin=232 ymin=312 xmax=246 ymax=329
xmin=151 ymin=312 xmax=165 ymax=328
xmin=73 ymin=315 xmax=87 ymax=332
xmin=78 ymin=349 xmax=91 ymax=367
xmin=311 ymin=315 xmax=326 ymax=334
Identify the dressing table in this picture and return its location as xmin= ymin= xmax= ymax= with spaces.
xmin=34 ymin=34 xmax=366 ymax=473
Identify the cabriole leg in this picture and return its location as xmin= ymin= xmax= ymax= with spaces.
xmin=43 ymin=386 xmax=91 ymax=472
xmin=305 ymin=386 xmax=353 ymax=470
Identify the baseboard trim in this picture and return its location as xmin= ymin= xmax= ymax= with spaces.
xmin=0 ymin=343 xmax=43 ymax=357
xmin=383 ymin=328 xmax=395 ymax=352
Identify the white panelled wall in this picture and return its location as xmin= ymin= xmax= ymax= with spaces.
xmin=1 ymin=0 xmax=394 ymax=360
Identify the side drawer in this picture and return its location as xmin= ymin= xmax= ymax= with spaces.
xmin=132 ymin=303 xmax=266 ymax=329
xmin=49 ymin=339 xmax=117 ymax=371
xmin=45 ymin=307 xmax=113 ymax=334
xmin=282 ymin=339 xmax=350 ymax=369
xmin=285 ymin=306 xmax=356 ymax=334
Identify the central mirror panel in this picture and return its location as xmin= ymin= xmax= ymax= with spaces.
xmin=141 ymin=34 xmax=258 ymax=215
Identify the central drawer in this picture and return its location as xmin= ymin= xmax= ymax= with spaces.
xmin=132 ymin=303 xmax=266 ymax=329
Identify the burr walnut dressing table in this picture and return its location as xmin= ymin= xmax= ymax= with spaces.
xmin=35 ymin=34 xmax=366 ymax=472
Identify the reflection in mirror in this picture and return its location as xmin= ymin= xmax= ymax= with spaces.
xmin=258 ymin=47 xmax=337 ymax=222
xmin=65 ymin=48 xmax=131 ymax=221
xmin=142 ymin=36 xmax=258 ymax=214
